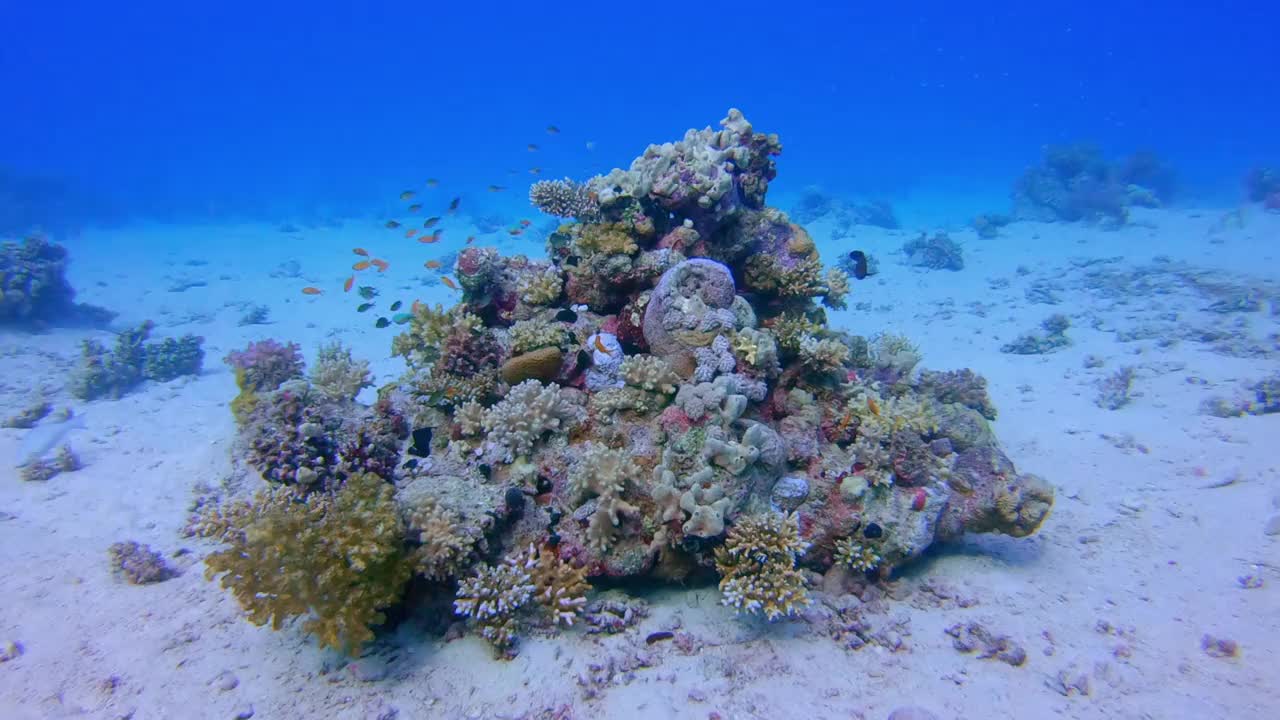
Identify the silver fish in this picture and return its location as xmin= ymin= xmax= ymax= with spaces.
xmin=16 ymin=412 xmax=85 ymax=467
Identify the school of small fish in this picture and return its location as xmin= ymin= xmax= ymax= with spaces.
xmin=305 ymin=122 xmax=576 ymax=321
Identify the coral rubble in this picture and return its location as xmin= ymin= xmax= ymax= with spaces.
xmin=204 ymin=109 xmax=1053 ymax=657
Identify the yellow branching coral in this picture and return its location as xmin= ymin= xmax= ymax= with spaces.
xmin=391 ymin=303 xmax=483 ymax=369
xmin=769 ymin=313 xmax=823 ymax=354
xmin=714 ymin=512 xmax=810 ymax=620
xmin=798 ymin=334 xmax=850 ymax=375
xmin=516 ymin=544 xmax=590 ymax=626
xmin=517 ymin=267 xmax=564 ymax=306
xmin=833 ymin=537 xmax=881 ymax=572
xmin=509 ymin=318 xmax=569 ymax=355
xmin=196 ymin=472 xmax=413 ymax=654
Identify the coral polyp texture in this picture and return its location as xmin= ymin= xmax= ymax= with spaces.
xmin=204 ymin=109 xmax=1053 ymax=656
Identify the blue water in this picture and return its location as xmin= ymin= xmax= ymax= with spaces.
xmin=2 ymin=1 xmax=1277 ymax=227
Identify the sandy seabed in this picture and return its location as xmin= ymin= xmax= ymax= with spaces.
xmin=2 ymin=205 xmax=1278 ymax=720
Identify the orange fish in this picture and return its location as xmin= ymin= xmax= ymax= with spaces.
xmin=353 ymin=260 xmax=372 ymax=271
xmin=508 ymin=228 xmax=523 ymax=236
xmin=353 ymin=248 xmax=370 ymax=256
xmin=371 ymin=258 xmax=389 ymax=272
xmin=867 ymin=396 xmax=881 ymax=416
xmin=441 ymin=276 xmax=458 ymax=290
xmin=465 ymin=235 xmax=476 ymax=244
xmin=343 ymin=276 xmax=354 ymax=292
xmin=593 ymin=335 xmax=609 ymax=354
xmin=405 ymin=229 xmax=418 ymax=238
xmin=302 ymin=287 xmax=323 ymax=295
xmin=519 ymin=219 xmax=532 ymax=227
xmin=418 ymin=229 xmax=442 ymax=244
xmin=411 ymin=299 xmax=423 ymax=314
xmin=425 ymin=260 xmax=442 ymax=269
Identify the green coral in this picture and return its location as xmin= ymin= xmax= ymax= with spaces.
xmin=715 ymin=512 xmax=810 ymax=621
xmin=508 ymin=318 xmax=569 ymax=355
xmin=195 ymin=472 xmax=412 ymax=653
xmin=391 ymin=303 xmax=483 ymax=369
xmin=744 ymin=255 xmax=826 ymax=298
xmin=769 ymin=312 xmax=823 ymax=354
xmin=574 ymin=222 xmax=639 ymax=256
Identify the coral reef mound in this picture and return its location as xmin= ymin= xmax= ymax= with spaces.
xmin=205 ymin=109 xmax=1053 ymax=656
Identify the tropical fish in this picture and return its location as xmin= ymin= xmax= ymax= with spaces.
xmin=848 ymin=250 xmax=872 ymax=280
xmin=357 ymin=302 xmax=374 ymax=312
xmin=419 ymin=230 xmax=442 ymax=244
xmin=585 ymin=141 xmax=596 ymax=151
xmin=400 ymin=190 xmax=416 ymax=201
xmin=385 ymin=220 xmax=401 ymax=229
xmin=411 ymin=300 xmax=423 ymax=314
xmin=527 ymin=144 xmax=539 ymax=152
xmin=425 ymin=178 xmax=440 ymax=188
xmin=465 ymin=235 xmax=476 ymax=244
xmin=389 ymin=300 xmax=402 ymax=312
xmin=353 ymin=260 xmax=372 ymax=271
xmin=343 ymin=276 xmax=355 ymax=292
xmin=519 ymin=219 xmax=532 ymax=227
xmin=352 ymin=247 xmax=370 ymax=257
xmin=487 ymin=185 xmax=506 ymax=192
xmin=408 ymin=203 xmax=423 ymax=213
xmin=358 ymin=286 xmax=378 ymax=300
xmin=441 ymin=276 xmax=458 ymax=290
xmin=555 ymin=308 xmax=577 ymax=323
xmin=407 ymin=427 xmax=432 ymax=457
xmin=546 ymin=125 xmax=560 ymax=135
xmin=302 ymin=287 xmax=323 ymax=295
xmin=423 ymin=216 xmax=441 ymax=229
xmin=392 ymin=312 xmax=413 ymax=325
xmin=593 ymin=335 xmax=609 ymax=354
xmin=371 ymin=258 xmax=389 ymax=272
xmin=508 ymin=228 xmax=523 ymax=236
xmin=529 ymin=167 xmax=542 ymax=175
xmin=425 ymin=260 xmax=442 ymax=269
xmin=447 ymin=197 xmax=461 ymax=213
xmin=405 ymin=229 xmax=418 ymax=239
xmin=375 ymin=317 xmax=391 ymax=328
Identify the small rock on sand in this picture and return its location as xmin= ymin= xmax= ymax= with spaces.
xmin=887 ymin=708 xmax=939 ymax=720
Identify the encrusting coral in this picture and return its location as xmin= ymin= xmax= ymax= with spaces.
xmin=199 ymin=109 xmax=1054 ymax=658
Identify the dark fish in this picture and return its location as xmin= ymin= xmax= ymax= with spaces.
xmin=407 ymin=203 xmax=423 ymax=213
xmin=390 ymin=300 xmax=403 ymax=312
xmin=555 ymin=308 xmax=577 ymax=323
xmin=375 ymin=317 xmax=391 ymax=328
xmin=401 ymin=458 xmax=419 ymax=470
xmin=565 ymin=255 xmax=580 ymax=267
xmin=357 ymin=302 xmax=374 ymax=312
xmin=862 ymin=522 xmax=883 ymax=539
xmin=574 ymin=349 xmax=591 ymax=372
xmin=408 ymin=426 xmax=433 ymax=457
xmin=646 ymin=631 xmax=674 ymax=645
xmin=849 ymin=250 xmax=870 ymax=280
xmin=358 ymin=286 xmax=379 ymax=300
xmin=423 ymin=216 xmax=441 ymax=229
xmin=447 ymin=197 xmax=461 ymax=213
xmin=392 ymin=312 xmax=412 ymax=324
xmin=546 ymin=125 xmax=560 ymax=135
xmin=527 ymin=143 xmax=539 ymax=152
xmin=487 ymin=185 xmax=506 ymax=192
xmin=385 ymin=220 xmax=401 ymax=229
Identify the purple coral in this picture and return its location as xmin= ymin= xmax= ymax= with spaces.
xmin=224 ymin=339 xmax=304 ymax=392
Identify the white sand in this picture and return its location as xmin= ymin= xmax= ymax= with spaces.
xmin=1 ymin=207 xmax=1277 ymax=719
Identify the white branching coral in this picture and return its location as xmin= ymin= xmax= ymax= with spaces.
xmin=517 ymin=267 xmax=564 ymax=306
xmin=407 ymin=500 xmax=474 ymax=581
xmin=481 ymin=380 xmax=584 ymax=462
xmin=454 ymin=399 xmax=486 ymax=437
xmin=568 ymin=443 xmax=633 ymax=500
xmin=512 ymin=544 xmax=590 ymax=626
xmin=798 ymin=335 xmax=850 ymax=375
xmin=529 ymin=178 xmax=600 ymax=220
xmin=715 ymin=512 xmax=810 ymax=620
xmin=619 ymin=355 xmax=680 ymax=395
xmin=454 ymin=560 xmax=535 ymax=651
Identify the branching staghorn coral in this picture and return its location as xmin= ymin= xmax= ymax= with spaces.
xmin=516 ymin=266 xmax=565 ymax=306
xmin=714 ymin=512 xmax=810 ymax=620
xmin=517 ymin=544 xmax=590 ymax=626
xmin=797 ymin=334 xmax=850 ymax=375
xmin=391 ymin=303 xmax=484 ymax=370
xmin=454 ymin=556 xmax=535 ymax=653
xmin=195 ymin=472 xmax=412 ymax=653
xmin=529 ymin=178 xmax=601 ymax=220
xmin=309 ymin=340 xmax=372 ymax=402
xmin=407 ymin=498 xmax=476 ymax=581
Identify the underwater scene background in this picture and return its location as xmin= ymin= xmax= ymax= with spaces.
xmin=1 ymin=2 xmax=1277 ymax=719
